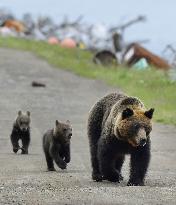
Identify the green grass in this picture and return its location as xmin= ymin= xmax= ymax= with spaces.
xmin=0 ymin=37 xmax=175 ymax=125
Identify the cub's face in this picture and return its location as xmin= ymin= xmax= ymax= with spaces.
xmin=16 ymin=110 xmax=31 ymax=131
xmin=54 ymin=120 xmax=72 ymax=144
xmin=114 ymin=107 xmax=154 ymax=147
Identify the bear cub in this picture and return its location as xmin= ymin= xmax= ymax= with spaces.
xmin=10 ymin=110 xmax=31 ymax=154
xmin=43 ymin=120 xmax=72 ymax=171
xmin=87 ymin=92 xmax=154 ymax=186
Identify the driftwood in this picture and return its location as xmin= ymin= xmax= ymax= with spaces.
xmin=109 ymin=15 xmax=146 ymax=34
xmin=123 ymin=43 xmax=171 ymax=70
xmin=162 ymin=44 xmax=176 ymax=67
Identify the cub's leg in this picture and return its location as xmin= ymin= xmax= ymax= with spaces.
xmin=21 ymin=133 xmax=30 ymax=154
xmin=63 ymin=144 xmax=70 ymax=163
xmin=49 ymin=145 xmax=67 ymax=170
xmin=10 ymin=133 xmax=20 ymax=153
xmin=44 ymin=151 xmax=55 ymax=171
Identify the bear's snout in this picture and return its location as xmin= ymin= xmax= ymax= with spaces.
xmin=68 ymin=133 xmax=72 ymax=139
xmin=139 ymin=138 xmax=147 ymax=147
xmin=20 ymin=127 xmax=28 ymax=132
xmin=136 ymin=128 xmax=147 ymax=146
xmin=128 ymin=128 xmax=147 ymax=147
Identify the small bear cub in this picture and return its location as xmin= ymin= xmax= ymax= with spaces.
xmin=43 ymin=120 xmax=72 ymax=171
xmin=10 ymin=110 xmax=31 ymax=154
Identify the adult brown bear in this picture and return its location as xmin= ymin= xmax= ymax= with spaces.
xmin=87 ymin=92 xmax=154 ymax=186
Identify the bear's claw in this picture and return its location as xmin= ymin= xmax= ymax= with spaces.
xmin=48 ymin=167 xmax=56 ymax=171
xmin=127 ymin=180 xmax=144 ymax=186
xmin=92 ymin=173 xmax=103 ymax=182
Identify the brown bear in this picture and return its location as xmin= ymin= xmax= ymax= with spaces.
xmin=43 ymin=120 xmax=72 ymax=171
xmin=10 ymin=110 xmax=31 ymax=154
xmin=87 ymin=92 xmax=154 ymax=186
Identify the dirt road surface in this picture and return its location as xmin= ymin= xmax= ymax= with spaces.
xmin=0 ymin=48 xmax=176 ymax=205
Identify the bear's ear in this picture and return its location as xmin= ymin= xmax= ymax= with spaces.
xmin=66 ymin=120 xmax=70 ymax=124
xmin=122 ymin=108 xmax=134 ymax=120
xmin=18 ymin=110 xmax=22 ymax=116
xmin=144 ymin=108 xmax=154 ymax=119
xmin=26 ymin=111 xmax=30 ymax=116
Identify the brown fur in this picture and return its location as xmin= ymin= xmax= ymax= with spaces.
xmin=87 ymin=92 xmax=154 ymax=185
xmin=43 ymin=120 xmax=72 ymax=171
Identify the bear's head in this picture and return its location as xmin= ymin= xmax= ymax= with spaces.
xmin=53 ymin=120 xmax=72 ymax=144
xmin=16 ymin=110 xmax=31 ymax=132
xmin=113 ymin=97 xmax=154 ymax=147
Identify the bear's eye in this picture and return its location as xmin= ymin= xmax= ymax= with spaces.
xmin=63 ymin=128 xmax=67 ymax=132
xmin=122 ymin=108 xmax=134 ymax=120
xmin=134 ymin=124 xmax=140 ymax=129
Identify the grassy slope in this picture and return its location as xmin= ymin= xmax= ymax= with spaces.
xmin=0 ymin=37 xmax=175 ymax=125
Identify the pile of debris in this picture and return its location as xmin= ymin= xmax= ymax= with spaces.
xmin=0 ymin=9 xmax=149 ymax=50
xmin=122 ymin=43 xmax=171 ymax=70
xmin=0 ymin=9 xmax=174 ymax=70
xmin=0 ymin=9 xmax=110 ymax=49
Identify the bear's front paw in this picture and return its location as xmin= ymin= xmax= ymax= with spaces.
xmin=64 ymin=157 xmax=70 ymax=163
xmin=119 ymin=173 xmax=124 ymax=181
xmin=58 ymin=161 xmax=67 ymax=170
xmin=92 ymin=172 xmax=103 ymax=182
xmin=48 ymin=167 xmax=56 ymax=171
xmin=105 ymin=171 xmax=121 ymax=183
xmin=127 ymin=180 xmax=144 ymax=186
xmin=13 ymin=147 xmax=19 ymax=153
xmin=21 ymin=148 xmax=28 ymax=154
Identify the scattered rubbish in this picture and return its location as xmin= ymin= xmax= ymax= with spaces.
xmin=60 ymin=38 xmax=77 ymax=48
xmin=132 ymin=58 xmax=149 ymax=70
xmin=0 ymin=9 xmax=174 ymax=71
xmin=77 ymin=42 xmax=86 ymax=50
xmin=48 ymin=36 xmax=59 ymax=45
xmin=123 ymin=43 xmax=171 ymax=70
xmin=0 ymin=10 xmax=149 ymax=52
xmin=31 ymin=81 xmax=46 ymax=87
xmin=93 ymin=50 xmax=118 ymax=66
xmin=2 ymin=19 xmax=25 ymax=33
xmin=0 ymin=26 xmax=16 ymax=37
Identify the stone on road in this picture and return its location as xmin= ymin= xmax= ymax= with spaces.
xmin=0 ymin=48 xmax=176 ymax=205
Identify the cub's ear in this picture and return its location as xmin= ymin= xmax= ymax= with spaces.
xmin=144 ymin=108 xmax=154 ymax=119
xmin=122 ymin=108 xmax=134 ymax=120
xmin=26 ymin=111 xmax=30 ymax=116
xmin=55 ymin=120 xmax=60 ymax=126
xmin=66 ymin=120 xmax=70 ymax=124
xmin=18 ymin=110 xmax=22 ymax=116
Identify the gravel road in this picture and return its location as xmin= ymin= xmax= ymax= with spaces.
xmin=0 ymin=48 xmax=176 ymax=205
